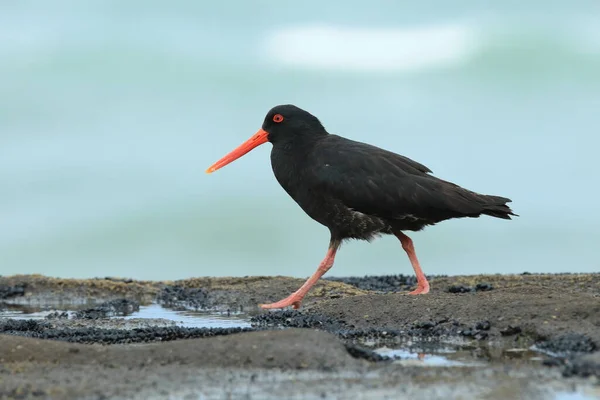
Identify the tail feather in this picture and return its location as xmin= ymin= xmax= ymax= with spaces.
xmin=438 ymin=178 xmax=517 ymax=221
xmin=480 ymin=195 xmax=518 ymax=220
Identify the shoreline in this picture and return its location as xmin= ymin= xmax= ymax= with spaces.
xmin=1 ymin=273 xmax=599 ymax=399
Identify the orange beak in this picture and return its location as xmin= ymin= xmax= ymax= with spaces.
xmin=206 ymin=129 xmax=269 ymax=173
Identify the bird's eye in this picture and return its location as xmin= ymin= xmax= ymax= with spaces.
xmin=273 ymin=114 xmax=284 ymax=123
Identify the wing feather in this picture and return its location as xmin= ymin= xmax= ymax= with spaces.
xmin=309 ymin=136 xmax=487 ymax=222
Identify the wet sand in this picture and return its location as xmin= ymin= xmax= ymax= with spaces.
xmin=1 ymin=273 xmax=599 ymax=399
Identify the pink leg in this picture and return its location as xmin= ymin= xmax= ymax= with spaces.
xmin=394 ymin=232 xmax=430 ymax=295
xmin=260 ymin=241 xmax=340 ymax=310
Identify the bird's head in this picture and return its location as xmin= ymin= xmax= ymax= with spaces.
xmin=206 ymin=104 xmax=326 ymax=174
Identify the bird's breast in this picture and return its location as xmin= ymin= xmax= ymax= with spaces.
xmin=269 ymin=148 xmax=331 ymax=224
xmin=270 ymin=148 xmax=390 ymax=238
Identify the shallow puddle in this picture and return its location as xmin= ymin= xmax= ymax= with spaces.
xmin=0 ymin=305 xmax=57 ymax=320
xmin=373 ymin=346 xmax=484 ymax=367
xmin=356 ymin=337 xmax=553 ymax=368
xmin=554 ymin=392 xmax=600 ymax=400
xmin=0 ymin=302 xmax=252 ymax=329
xmin=124 ymin=304 xmax=251 ymax=328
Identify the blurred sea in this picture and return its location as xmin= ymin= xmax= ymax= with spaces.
xmin=1 ymin=1 xmax=599 ymax=280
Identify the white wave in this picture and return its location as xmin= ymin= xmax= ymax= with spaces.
xmin=264 ymin=24 xmax=478 ymax=72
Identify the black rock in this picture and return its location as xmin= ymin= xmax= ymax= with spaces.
xmin=0 ymin=284 xmax=26 ymax=300
xmin=157 ymin=285 xmax=211 ymax=310
xmin=475 ymin=283 xmax=494 ymax=292
xmin=345 ymin=344 xmax=390 ymax=362
xmin=500 ymin=325 xmax=522 ymax=336
xmin=475 ymin=321 xmax=491 ymax=331
xmin=448 ymin=285 xmax=473 ymax=294
xmin=74 ymin=299 xmax=139 ymax=320
xmin=536 ymin=334 xmax=597 ymax=356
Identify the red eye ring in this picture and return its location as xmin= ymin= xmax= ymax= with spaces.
xmin=273 ymin=114 xmax=284 ymax=123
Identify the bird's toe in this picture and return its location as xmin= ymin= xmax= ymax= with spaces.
xmin=408 ymin=284 xmax=430 ymax=295
xmin=259 ymin=295 xmax=303 ymax=310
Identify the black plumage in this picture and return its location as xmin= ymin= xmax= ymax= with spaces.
xmin=207 ymin=104 xmax=516 ymax=309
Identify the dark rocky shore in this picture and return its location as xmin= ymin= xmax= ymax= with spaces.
xmin=0 ymin=273 xmax=599 ymax=399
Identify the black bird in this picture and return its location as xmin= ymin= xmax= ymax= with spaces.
xmin=206 ymin=105 xmax=516 ymax=309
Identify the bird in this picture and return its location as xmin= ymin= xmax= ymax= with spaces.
xmin=206 ymin=105 xmax=516 ymax=309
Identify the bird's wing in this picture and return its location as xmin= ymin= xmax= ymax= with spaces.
xmin=309 ymin=136 xmax=484 ymax=221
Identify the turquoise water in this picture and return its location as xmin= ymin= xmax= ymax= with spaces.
xmin=1 ymin=2 xmax=599 ymax=280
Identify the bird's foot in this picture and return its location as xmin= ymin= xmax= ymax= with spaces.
xmin=259 ymin=293 xmax=304 ymax=310
xmin=408 ymin=282 xmax=430 ymax=295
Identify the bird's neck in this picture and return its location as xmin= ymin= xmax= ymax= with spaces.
xmin=273 ymin=130 xmax=327 ymax=154
xmin=270 ymin=140 xmax=314 ymax=172
xmin=270 ymin=136 xmax=320 ymax=194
